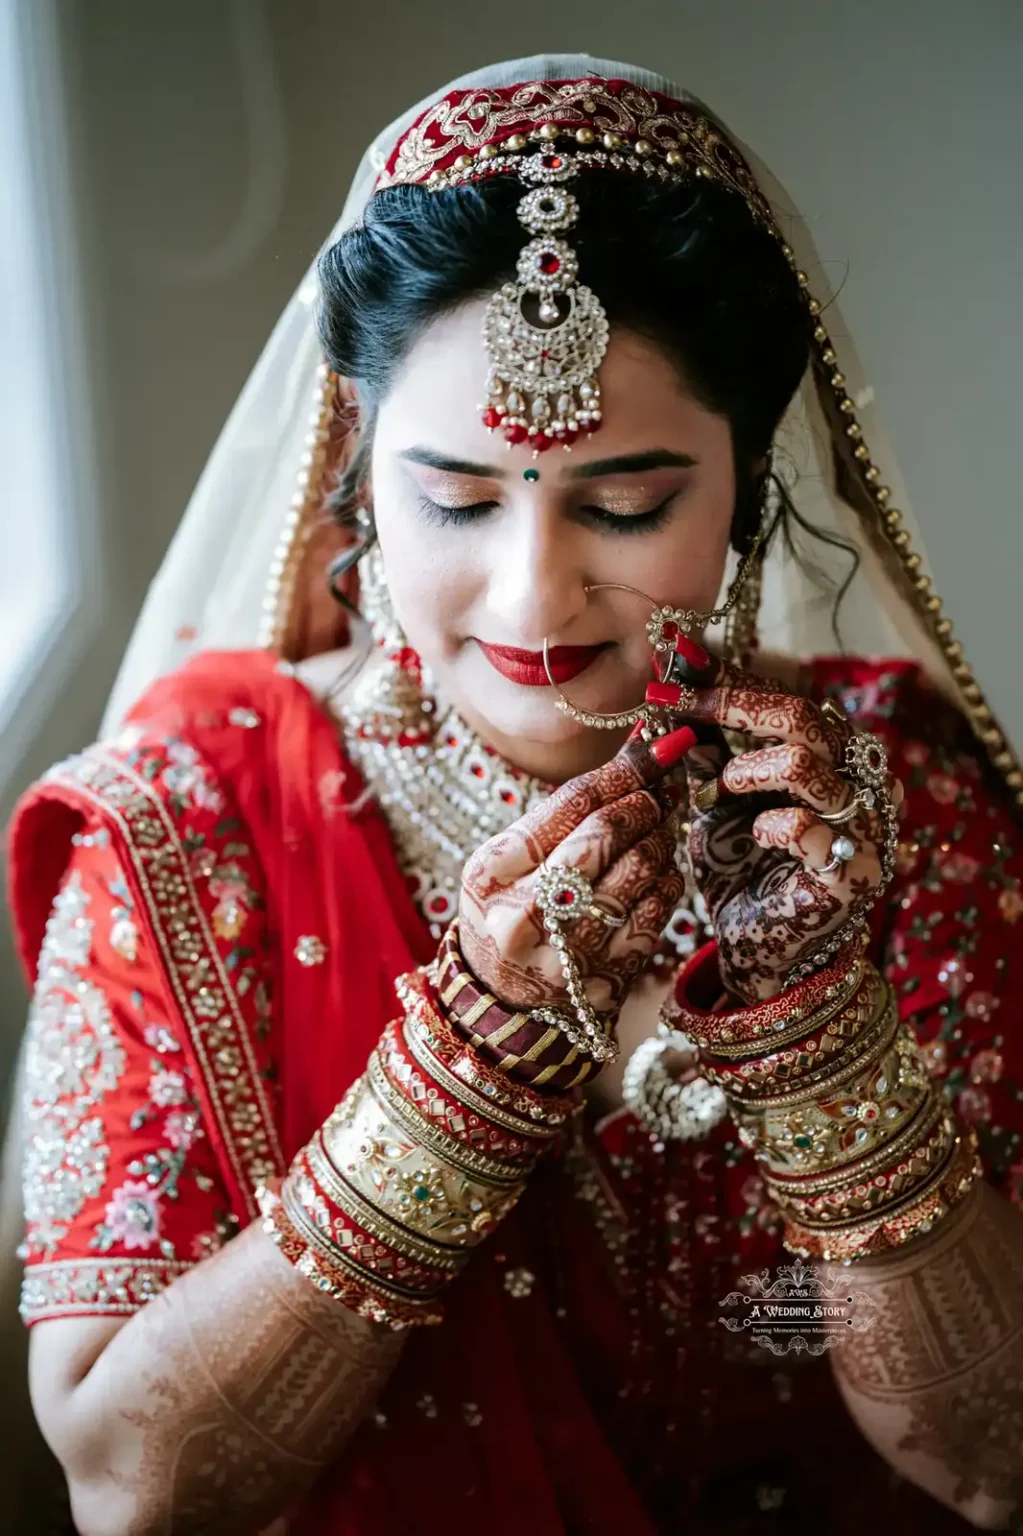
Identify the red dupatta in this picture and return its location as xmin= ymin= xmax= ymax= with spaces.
xmin=8 ymin=649 xmax=655 ymax=1535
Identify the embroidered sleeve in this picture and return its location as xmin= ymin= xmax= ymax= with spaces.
xmin=817 ymin=661 xmax=1023 ymax=1208
xmin=20 ymin=820 xmax=238 ymax=1323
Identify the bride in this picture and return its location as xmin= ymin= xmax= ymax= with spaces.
xmin=7 ymin=54 xmax=1023 ymax=1535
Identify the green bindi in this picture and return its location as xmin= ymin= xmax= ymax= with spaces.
xmin=523 ymin=468 xmax=540 ymax=483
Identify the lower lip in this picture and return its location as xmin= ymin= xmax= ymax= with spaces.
xmin=476 ymin=641 xmax=609 ymax=687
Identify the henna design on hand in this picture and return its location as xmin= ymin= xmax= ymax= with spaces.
xmin=459 ymin=737 xmax=688 ymax=1015
xmin=721 ymin=741 xmax=854 ymax=815
xmin=685 ymin=679 xmax=851 ymax=765
xmin=683 ymin=704 xmax=881 ymax=1000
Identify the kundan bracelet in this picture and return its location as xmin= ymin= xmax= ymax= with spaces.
xmin=671 ymin=940 xmax=983 ymax=1261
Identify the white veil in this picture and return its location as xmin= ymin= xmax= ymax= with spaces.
xmin=98 ymin=53 xmax=1020 ymax=809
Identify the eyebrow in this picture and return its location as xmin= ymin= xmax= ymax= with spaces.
xmin=398 ymin=446 xmax=699 ymax=479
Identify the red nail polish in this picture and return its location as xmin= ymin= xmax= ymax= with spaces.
xmin=646 ymin=681 xmax=684 ymax=707
xmin=650 ymin=725 xmax=697 ymax=769
xmin=674 ymin=634 xmax=711 ymax=672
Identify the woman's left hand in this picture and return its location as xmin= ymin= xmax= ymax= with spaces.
xmin=647 ymin=663 xmax=903 ymax=1003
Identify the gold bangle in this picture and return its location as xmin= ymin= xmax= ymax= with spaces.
xmin=323 ymin=1073 xmax=526 ymax=1248
xmin=768 ymin=1099 xmax=957 ymax=1220
xmin=782 ymin=1126 xmax=983 ymax=1261
xmin=737 ymin=1017 xmax=926 ymax=1178
xmin=307 ymin=1132 xmax=465 ymax=1273
xmin=767 ymin=1089 xmax=947 ymax=1198
xmin=366 ymin=1050 xmax=525 ymax=1188
xmin=282 ymin=1175 xmax=446 ymax=1304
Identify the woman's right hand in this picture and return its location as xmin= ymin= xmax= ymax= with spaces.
xmin=458 ymin=726 xmax=696 ymax=1017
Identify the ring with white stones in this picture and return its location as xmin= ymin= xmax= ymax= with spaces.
xmin=809 ymin=833 xmax=857 ymax=877
xmin=534 ymin=865 xmax=626 ymax=928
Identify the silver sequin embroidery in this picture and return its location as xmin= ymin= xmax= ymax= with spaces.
xmin=21 ymin=870 xmax=127 ymax=1258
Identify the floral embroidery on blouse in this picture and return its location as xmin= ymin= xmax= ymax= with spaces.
xmin=107 ymin=868 xmax=139 ymax=963
xmin=89 ymin=1005 xmax=212 ymax=1261
xmin=21 ymin=871 xmax=126 ymax=1260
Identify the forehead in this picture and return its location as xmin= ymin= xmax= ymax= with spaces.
xmin=376 ymin=299 xmax=728 ymax=461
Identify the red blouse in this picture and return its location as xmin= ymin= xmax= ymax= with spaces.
xmin=11 ymin=653 xmax=1023 ymax=1532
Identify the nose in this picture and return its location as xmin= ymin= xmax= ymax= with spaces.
xmin=482 ymin=502 xmax=588 ymax=645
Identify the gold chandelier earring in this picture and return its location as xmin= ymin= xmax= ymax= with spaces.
xmin=541 ymin=518 xmax=767 ymax=734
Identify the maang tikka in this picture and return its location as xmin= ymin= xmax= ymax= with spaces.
xmin=480 ymin=151 xmax=609 ymax=454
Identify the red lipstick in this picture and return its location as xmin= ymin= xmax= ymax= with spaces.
xmin=476 ymin=640 xmax=609 ymax=687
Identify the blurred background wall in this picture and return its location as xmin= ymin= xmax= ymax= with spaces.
xmin=0 ymin=0 xmax=1020 ymax=1524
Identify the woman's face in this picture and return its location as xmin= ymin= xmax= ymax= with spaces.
xmin=370 ymin=299 xmax=736 ymax=781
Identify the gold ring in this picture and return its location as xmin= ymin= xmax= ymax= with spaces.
xmin=693 ymin=779 xmax=721 ymax=813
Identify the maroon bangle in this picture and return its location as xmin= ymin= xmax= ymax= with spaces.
xmin=436 ymin=922 xmax=601 ymax=1092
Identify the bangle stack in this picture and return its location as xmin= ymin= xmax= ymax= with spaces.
xmin=673 ymin=941 xmax=983 ymax=1262
xmin=259 ymin=965 xmax=573 ymax=1328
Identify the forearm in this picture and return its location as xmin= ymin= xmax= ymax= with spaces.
xmin=39 ymin=1220 xmax=404 ymax=1536
xmin=830 ymin=1180 xmax=1023 ymax=1529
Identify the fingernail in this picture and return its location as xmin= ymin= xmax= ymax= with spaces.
xmin=650 ymin=725 xmax=697 ymax=769
xmin=674 ymin=634 xmax=711 ymax=672
xmin=646 ymin=681 xmax=686 ymax=707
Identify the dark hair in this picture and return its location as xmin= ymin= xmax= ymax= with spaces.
xmin=318 ymin=171 xmax=814 ymax=560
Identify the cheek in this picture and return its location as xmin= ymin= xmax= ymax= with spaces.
xmin=371 ymin=485 xmax=478 ymax=659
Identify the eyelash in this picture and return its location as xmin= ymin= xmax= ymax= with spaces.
xmin=415 ymin=493 xmax=677 ymax=535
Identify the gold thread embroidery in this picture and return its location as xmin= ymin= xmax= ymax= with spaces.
xmin=42 ymin=748 xmax=284 ymax=1216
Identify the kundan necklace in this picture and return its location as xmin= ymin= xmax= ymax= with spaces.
xmin=340 ymin=663 xmax=551 ymax=939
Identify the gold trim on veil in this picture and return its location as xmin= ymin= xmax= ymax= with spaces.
xmin=100 ymin=56 xmax=1021 ymax=816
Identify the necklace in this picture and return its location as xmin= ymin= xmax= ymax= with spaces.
xmin=341 ymin=673 xmax=551 ymax=937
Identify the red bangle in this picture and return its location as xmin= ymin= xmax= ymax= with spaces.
xmin=258 ymin=1180 xmax=444 ymax=1330
xmin=673 ymin=939 xmax=867 ymax=1053
xmin=704 ymin=965 xmax=894 ymax=1101
xmin=376 ymin=1015 xmax=541 ymax=1168
xmin=397 ymin=965 xmax=574 ymax=1136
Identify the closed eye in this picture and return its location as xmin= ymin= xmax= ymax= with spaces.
xmin=415 ymin=494 xmax=500 ymax=528
xmin=575 ymin=494 xmax=677 ymax=533
xmin=416 ymin=492 xmax=678 ymax=532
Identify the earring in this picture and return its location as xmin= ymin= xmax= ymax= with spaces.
xmin=339 ymin=534 xmax=436 ymax=743
xmin=543 ymin=519 xmax=766 ymax=732
xmin=722 ymin=535 xmax=764 ymax=669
